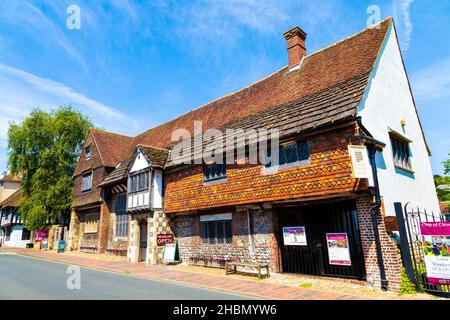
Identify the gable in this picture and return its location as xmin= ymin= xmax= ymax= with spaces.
xmin=129 ymin=149 xmax=150 ymax=173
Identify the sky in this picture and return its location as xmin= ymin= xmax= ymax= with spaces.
xmin=0 ymin=0 xmax=449 ymax=175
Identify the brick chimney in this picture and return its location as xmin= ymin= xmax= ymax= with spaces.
xmin=283 ymin=26 xmax=307 ymax=71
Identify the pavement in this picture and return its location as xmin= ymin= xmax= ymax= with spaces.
xmin=0 ymin=248 xmax=430 ymax=300
xmin=0 ymin=252 xmax=253 ymax=300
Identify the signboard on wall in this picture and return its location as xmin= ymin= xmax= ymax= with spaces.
xmin=420 ymin=222 xmax=450 ymax=285
xmin=282 ymin=226 xmax=307 ymax=246
xmin=326 ymin=233 xmax=351 ymax=266
xmin=157 ymin=233 xmax=174 ymax=247
xmin=163 ymin=241 xmax=179 ymax=264
xmin=347 ymin=145 xmax=371 ymax=179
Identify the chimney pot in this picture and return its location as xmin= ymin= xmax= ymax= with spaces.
xmin=283 ymin=26 xmax=307 ymax=70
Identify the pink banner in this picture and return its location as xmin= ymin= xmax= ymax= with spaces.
xmin=420 ymin=222 xmax=450 ymax=236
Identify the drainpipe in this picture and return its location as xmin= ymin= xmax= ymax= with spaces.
xmin=355 ymin=117 xmax=389 ymax=291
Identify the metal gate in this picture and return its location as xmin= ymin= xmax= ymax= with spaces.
xmin=279 ymin=201 xmax=366 ymax=280
xmin=395 ymin=202 xmax=450 ymax=296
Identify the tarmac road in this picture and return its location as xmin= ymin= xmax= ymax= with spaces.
xmin=0 ymin=252 xmax=254 ymax=300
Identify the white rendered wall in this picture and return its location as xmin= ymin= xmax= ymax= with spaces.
xmin=357 ymin=22 xmax=440 ymax=217
xmin=130 ymin=150 xmax=150 ymax=173
xmin=152 ymin=170 xmax=163 ymax=209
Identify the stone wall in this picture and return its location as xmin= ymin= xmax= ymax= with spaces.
xmin=356 ymin=194 xmax=402 ymax=291
xmin=171 ymin=205 xmax=280 ymax=271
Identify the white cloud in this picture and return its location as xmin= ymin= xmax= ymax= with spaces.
xmin=410 ymin=57 xmax=450 ymax=100
xmin=392 ymin=0 xmax=414 ymax=51
xmin=0 ymin=63 xmax=141 ymax=170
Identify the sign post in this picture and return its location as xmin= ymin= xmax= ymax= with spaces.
xmin=420 ymin=222 xmax=450 ymax=285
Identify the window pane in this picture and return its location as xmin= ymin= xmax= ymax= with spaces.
xmin=216 ymin=221 xmax=224 ymax=244
xmin=297 ymin=140 xmax=310 ymax=161
xmin=200 ymin=222 xmax=208 ymax=244
xmin=203 ymin=164 xmax=227 ymax=182
xmin=208 ymin=222 xmax=216 ymax=244
xmin=284 ymin=143 xmax=298 ymax=163
xmin=225 ymin=220 xmax=232 ymax=244
xmin=279 ymin=146 xmax=286 ymax=165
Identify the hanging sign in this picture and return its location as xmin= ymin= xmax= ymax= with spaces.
xmin=326 ymin=233 xmax=351 ymax=266
xmin=282 ymin=226 xmax=307 ymax=246
xmin=420 ymin=222 xmax=450 ymax=285
xmin=163 ymin=241 xmax=179 ymax=264
xmin=157 ymin=233 xmax=174 ymax=246
xmin=347 ymin=145 xmax=371 ymax=179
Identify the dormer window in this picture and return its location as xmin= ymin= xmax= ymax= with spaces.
xmin=85 ymin=146 xmax=91 ymax=159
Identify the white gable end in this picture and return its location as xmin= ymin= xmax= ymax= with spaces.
xmin=357 ymin=22 xmax=440 ymax=217
xmin=130 ymin=149 xmax=150 ymax=173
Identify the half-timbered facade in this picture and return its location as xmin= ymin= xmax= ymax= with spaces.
xmin=69 ymin=17 xmax=440 ymax=291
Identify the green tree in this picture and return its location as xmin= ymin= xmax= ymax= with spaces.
xmin=444 ymin=151 xmax=450 ymax=175
xmin=8 ymin=106 xmax=92 ymax=230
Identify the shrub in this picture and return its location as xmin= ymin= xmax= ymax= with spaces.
xmin=399 ymin=267 xmax=417 ymax=295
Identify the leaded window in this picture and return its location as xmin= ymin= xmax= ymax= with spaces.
xmin=129 ymin=171 xmax=149 ymax=193
xmin=203 ymin=163 xmax=227 ymax=182
xmin=390 ymin=136 xmax=412 ymax=171
xmin=265 ymin=140 xmax=310 ymax=167
xmin=81 ymin=172 xmax=92 ymax=192
xmin=115 ymin=195 xmax=128 ymax=237
xmin=200 ymin=220 xmax=232 ymax=245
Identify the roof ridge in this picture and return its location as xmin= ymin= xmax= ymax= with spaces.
xmin=132 ymin=17 xmax=392 ymax=142
xmin=136 ymin=144 xmax=169 ymax=151
xmin=90 ymin=127 xmax=133 ymax=138
xmin=306 ymin=16 xmax=392 ymax=60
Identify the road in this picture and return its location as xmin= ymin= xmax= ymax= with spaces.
xmin=0 ymin=252 xmax=254 ymax=300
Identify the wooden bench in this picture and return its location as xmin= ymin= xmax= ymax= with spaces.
xmin=225 ymin=262 xmax=270 ymax=279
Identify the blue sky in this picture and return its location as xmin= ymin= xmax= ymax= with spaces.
xmin=0 ymin=0 xmax=449 ymax=174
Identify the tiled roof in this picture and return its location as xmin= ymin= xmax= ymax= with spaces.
xmin=166 ymin=72 xmax=371 ymax=167
xmin=84 ymin=18 xmax=392 ymax=184
xmin=0 ymin=174 xmax=21 ymax=183
xmin=74 ymin=128 xmax=133 ymax=176
xmin=101 ymin=145 xmax=169 ymax=186
xmin=127 ymin=18 xmax=390 ymax=153
xmin=0 ymin=189 xmax=21 ymax=208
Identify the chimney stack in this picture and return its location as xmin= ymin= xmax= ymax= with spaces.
xmin=283 ymin=26 xmax=307 ymax=71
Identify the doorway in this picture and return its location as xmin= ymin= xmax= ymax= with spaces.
xmin=278 ymin=200 xmax=366 ymax=280
xmin=139 ymin=220 xmax=148 ymax=262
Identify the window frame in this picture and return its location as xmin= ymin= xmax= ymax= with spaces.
xmin=128 ymin=170 xmax=149 ymax=194
xmin=81 ymin=171 xmax=93 ymax=192
xmin=390 ymin=135 xmax=413 ymax=172
xmin=85 ymin=145 xmax=91 ymax=159
xmin=203 ymin=163 xmax=227 ymax=183
xmin=200 ymin=214 xmax=232 ymax=245
xmin=84 ymin=213 xmax=98 ymax=234
xmin=114 ymin=194 xmax=128 ymax=238
xmin=264 ymin=139 xmax=310 ymax=172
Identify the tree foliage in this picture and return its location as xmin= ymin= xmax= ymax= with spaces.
xmin=444 ymin=151 xmax=450 ymax=175
xmin=8 ymin=106 xmax=92 ymax=230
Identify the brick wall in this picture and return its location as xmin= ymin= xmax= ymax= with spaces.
xmin=356 ymin=194 xmax=402 ymax=291
xmin=165 ymin=126 xmax=366 ymax=213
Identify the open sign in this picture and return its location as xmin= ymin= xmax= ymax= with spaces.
xmin=157 ymin=233 xmax=174 ymax=246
